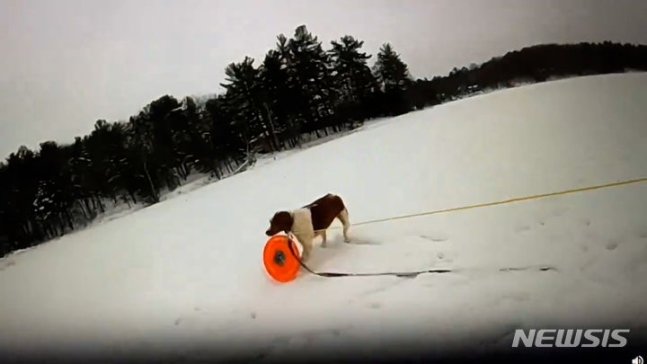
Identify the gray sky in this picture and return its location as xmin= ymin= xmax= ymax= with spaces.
xmin=1 ymin=0 xmax=646 ymax=159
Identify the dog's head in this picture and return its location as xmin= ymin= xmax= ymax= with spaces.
xmin=265 ymin=211 xmax=293 ymax=236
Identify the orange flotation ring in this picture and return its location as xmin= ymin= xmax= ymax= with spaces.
xmin=263 ymin=234 xmax=303 ymax=283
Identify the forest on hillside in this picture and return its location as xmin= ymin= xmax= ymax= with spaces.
xmin=1 ymin=24 xmax=646 ymax=257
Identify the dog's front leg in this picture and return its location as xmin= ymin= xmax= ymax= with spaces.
xmin=300 ymin=235 xmax=314 ymax=262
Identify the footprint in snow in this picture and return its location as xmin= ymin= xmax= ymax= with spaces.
xmin=514 ymin=225 xmax=531 ymax=233
xmin=636 ymin=229 xmax=647 ymax=239
xmin=419 ymin=234 xmax=448 ymax=242
xmin=436 ymin=252 xmax=454 ymax=263
xmin=606 ymin=239 xmax=621 ymax=251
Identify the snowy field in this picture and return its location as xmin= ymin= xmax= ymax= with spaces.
xmin=1 ymin=73 xmax=646 ymax=363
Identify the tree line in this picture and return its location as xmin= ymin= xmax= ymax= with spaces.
xmin=1 ymin=25 xmax=646 ymax=257
xmin=407 ymin=41 xmax=647 ymax=107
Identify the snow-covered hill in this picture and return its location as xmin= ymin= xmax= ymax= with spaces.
xmin=1 ymin=73 xmax=646 ymax=363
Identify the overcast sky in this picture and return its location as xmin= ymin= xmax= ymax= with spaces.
xmin=1 ymin=0 xmax=646 ymax=158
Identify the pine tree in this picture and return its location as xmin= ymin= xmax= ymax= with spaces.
xmin=373 ymin=43 xmax=414 ymax=115
xmin=203 ymin=94 xmax=246 ymax=175
xmin=171 ymin=96 xmax=216 ymax=176
xmin=221 ymin=56 xmax=277 ymax=162
xmin=284 ymin=25 xmax=337 ymax=134
xmin=329 ymin=35 xmax=379 ymax=124
xmin=259 ymin=43 xmax=302 ymax=148
xmin=373 ymin=43 xmax=412 ymax=92
xmin=330 ymin=36 xmax=377 ymax=101
xmin=3 ymin=146 xmax=42 ymax=244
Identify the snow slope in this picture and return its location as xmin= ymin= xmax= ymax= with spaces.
xmin=1 ymin=73 xmax=647 ymax=362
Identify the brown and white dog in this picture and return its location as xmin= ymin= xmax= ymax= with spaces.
xmin=265 ymin=193 xmax=351 ymax=261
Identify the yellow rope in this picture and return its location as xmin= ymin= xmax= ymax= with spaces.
xmin=322 ymin=177 xmax=647 ymax=232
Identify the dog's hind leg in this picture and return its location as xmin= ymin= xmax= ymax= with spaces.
xmin=337 ymin=208 xmax=351 ymax=243
xmin=320 ymin=230 xmax=327 ymax=247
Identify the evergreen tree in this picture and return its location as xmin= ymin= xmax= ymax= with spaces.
xmin=170 ymin=96 xmax=216 ymax=176
xmin=2 ymin=146 xmax=41 ymax=244
xmin=373 ymin=43 xmax=414 ymax=115
xmin=329 ymin=35 xmax=379 ymax=123
xmin=373 ymin=43 xmax=412 ymax=92
xmin=284 ymin=25 xmax=337 ymax=134
xmin=221 ymin=56 xmax=277 ymax=160
xmin=203 ymin=94 xmax=246 ymax=175
xmin=259 ymin=41 xmax=302 ymax=148
xmin=330 ymin=36 xmax=377 ymax=101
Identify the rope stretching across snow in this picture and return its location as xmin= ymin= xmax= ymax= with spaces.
xmin=285 ymin=176 xmax=647 ymax=278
